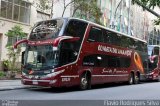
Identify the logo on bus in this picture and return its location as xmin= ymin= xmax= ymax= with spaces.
xmin=98 ymin=45 xmax=132 ymax=56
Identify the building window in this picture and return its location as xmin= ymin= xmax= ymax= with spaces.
xmin=37 ymin=11 xmax=50 ymax=22
xmin=0 ymin=0 xmax=31 ymax=24
xmin=7 ymin=36 xmax=27 ymax=47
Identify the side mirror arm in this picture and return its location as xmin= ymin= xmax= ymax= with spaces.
xmin=13 ymin=39 xmax=28 ymax=49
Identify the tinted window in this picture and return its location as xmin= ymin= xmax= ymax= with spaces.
xmin=88 ymin=27 xmax=103 ymax=42
xmin=121 ymin=36 xmax=134 ymax=48
xmin=29 ymin=19 xmax=63 ymax=41
xmin=64 ymin=20 xmax=88 ymax=42
xmin=103 ymin=30 xmax=121 ymax=46
xmin=83 ymin=54 xmax=131 ymax=68
xmin=83 ymin=55 xmax=96 ymax=66
xmin=153 ymin=47 xmax=159 ymax=55
xmin=59 ymin=42 xmax=78 ymax=65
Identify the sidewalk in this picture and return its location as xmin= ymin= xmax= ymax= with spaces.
xmin=0 ymin=80 xmax=32 ymax=91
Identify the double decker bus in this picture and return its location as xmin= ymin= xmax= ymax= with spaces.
xmin=147 ymin=45 xmax=160 ymax=81
xmin=14 ymin=18 xmax=148 ymax=90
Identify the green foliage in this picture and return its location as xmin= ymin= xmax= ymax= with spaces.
xmin=5 ymin=25 xmax=26 ymax=38
xmin=37 ymin=0 xmax=51 ymax=12
xmin=0 ymin=71 xmax=5 ymax=78
xmin=5 ymin=25 xmax=24 ymax=72
xmin=154 ymin=18 xmax=160 ymax=25
xmin=2 ymin=60 xmax=10 ymax=71
xmin=132 ymin=0 xmax=160 ymax=8
xmin=72 ymin=0 xmax=102 ymax=24
xmin=140 ymin=0 xmax=160 ymax=8
xmin=141 ymin=0 xmax=160 ymax=25
xmin=6 ymin=46 xmax=21 ymax=72
xmin=132 ymin=0 xmax=160 ymax=25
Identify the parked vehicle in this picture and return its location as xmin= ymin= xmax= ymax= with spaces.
xmin=147 ymin=45 xmax=160 ymax=81
xmin=14 ymin=18 xmax=149 ymax=90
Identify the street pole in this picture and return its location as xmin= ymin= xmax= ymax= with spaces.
xmin=128 ymin=0 xmax=131 ymax=35
xmin=112 ymin=0 xmax=123 ymax=30
xmin=50 ymin=0 xmax=54 ymax=19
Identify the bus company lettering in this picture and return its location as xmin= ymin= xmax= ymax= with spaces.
xmin=98 ymin=45 xmax=132 ymax=56
xmin=103 ymin=68 xmax=128 ymax=74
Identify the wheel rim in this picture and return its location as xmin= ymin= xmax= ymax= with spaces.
xmin=130 ymin=76 xmax=133 ymax=84
xmin=81 ymin=77 xmax=88 ymax=87
xmin=129 ymin=74 xmax=133 ymax=84
xmin=135 ymin=76 xmax=139 ymax=84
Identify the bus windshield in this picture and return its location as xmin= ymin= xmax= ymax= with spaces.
xmin=29 ymin=19 xmax=64 ymax=40
xmin=25 ymin=45 xmax=59 ymax=70
xmin=148 ymin=46 xmax=154 ymax=56
xmin=148 ymin=46 xmax=159 ymax=56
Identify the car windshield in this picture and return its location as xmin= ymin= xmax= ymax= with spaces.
xmin=25 ymin=45 xmax=59 ymax=70
xmin=29 ymin=19 xmax=64 ymax=40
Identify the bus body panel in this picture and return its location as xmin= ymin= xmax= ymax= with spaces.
xmin=19 ymin=18 xmax=148 ymax=88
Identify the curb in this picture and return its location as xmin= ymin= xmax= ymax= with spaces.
xmin=0 ymin=86 xmax=34 ymax=91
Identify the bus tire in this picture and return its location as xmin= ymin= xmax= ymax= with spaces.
xmin=134 ymin=72 xmax=140 ymax=84
xmin=128 ymin=73 xmax=134 ymax=85
xmin=156 ymin=75 xmax=160 ymax=82
xmin=79 ymin=72 xmax=91 ymax=90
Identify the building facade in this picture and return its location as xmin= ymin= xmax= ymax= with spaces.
xmin=0 ymin=0 xmax=50 ymax=70
xmin=0 ymin=0 xmax=159 ymax=70
xmin=52 ymin=0 xmax=160 ymax=45
xmin=98 ymin=0 xmax=160 ymax=44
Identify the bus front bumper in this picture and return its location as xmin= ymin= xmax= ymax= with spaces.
xmin=21 ymin=79 xmax=57 ymax=87
xmin=146 ymin=74 xmax=159 ymax=81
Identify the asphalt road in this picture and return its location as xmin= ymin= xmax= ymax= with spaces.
xmin=0 ymin=82 xmax=160 ymax=106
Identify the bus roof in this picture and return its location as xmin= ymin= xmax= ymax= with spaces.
xmin=67 ymin=17 xmax=147 ymax=43
xmin=148 ymin=45 xmax=160 ymax=47
xmin=44 ymin=17 xmax=147 ymax=43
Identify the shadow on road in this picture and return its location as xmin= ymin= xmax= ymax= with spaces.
xmin=27 ymin=81 xmax=159 ymax=93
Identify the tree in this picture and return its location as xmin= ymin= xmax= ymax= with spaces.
xmin=33 ymin=0 xmax=102 ymax=23
xmin=32 ymin=0 xmax=54 ymax=18
xmin=5 ymin=25 xmax=26 ymax=78
xmin=73 ymin=0 xmax=102 ymax=24
xmin=61 ymin=0 xmax=75 ymax=17
xmin=133 ymin=0 xmax=160 ymax=25
xmin=61 ymin=0 xmax=102 ymax=24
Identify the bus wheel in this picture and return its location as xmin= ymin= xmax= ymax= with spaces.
xmin=134 ymin=73 xmax=140 ymax=84
xmin=128 ymin=73 xmax=134 ymax=85
xmin=156 ymin=76 xmax=160 ymax=82
xmin=80 ymin=72 xmax=91 ymax=90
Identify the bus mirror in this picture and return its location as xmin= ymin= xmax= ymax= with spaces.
xmin=14 ymin=39 xmax=28 ymax=49
xmin=87 ymin=38 xmax=95 ymax=42
xmin=64 ymin=37 xmax=80 ymax=42
xmin=53 ymin=36 xmax=80 ymax=47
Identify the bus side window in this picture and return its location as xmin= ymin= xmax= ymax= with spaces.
xmin=103 ymin=30 xmax=112 ymax=44
xmin=103 ymin=30 xmax=121 ymax=46
xmin=64 ymin=20 xmax=87 ymax=42
xmin=83 ymin=55 xmax=96 ymax=66
xmin=87 ymin=27 xmax=103 ymax=42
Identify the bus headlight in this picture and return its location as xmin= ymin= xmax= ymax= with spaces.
xmin=52 ymin=69 xmax=55 ymax=72
xmin=47 ymin=69 xmax=65 ymax=78
xmin=29 ymin=75 xmax=33 ymax=79
xmin=22 ymin=72 xmax=26 ymax=76
xmin=49 ymin=80 xmax=57 ymax=84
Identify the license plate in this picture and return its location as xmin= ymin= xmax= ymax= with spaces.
xmin=32 ymin=81 xmax=38 ymax=85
